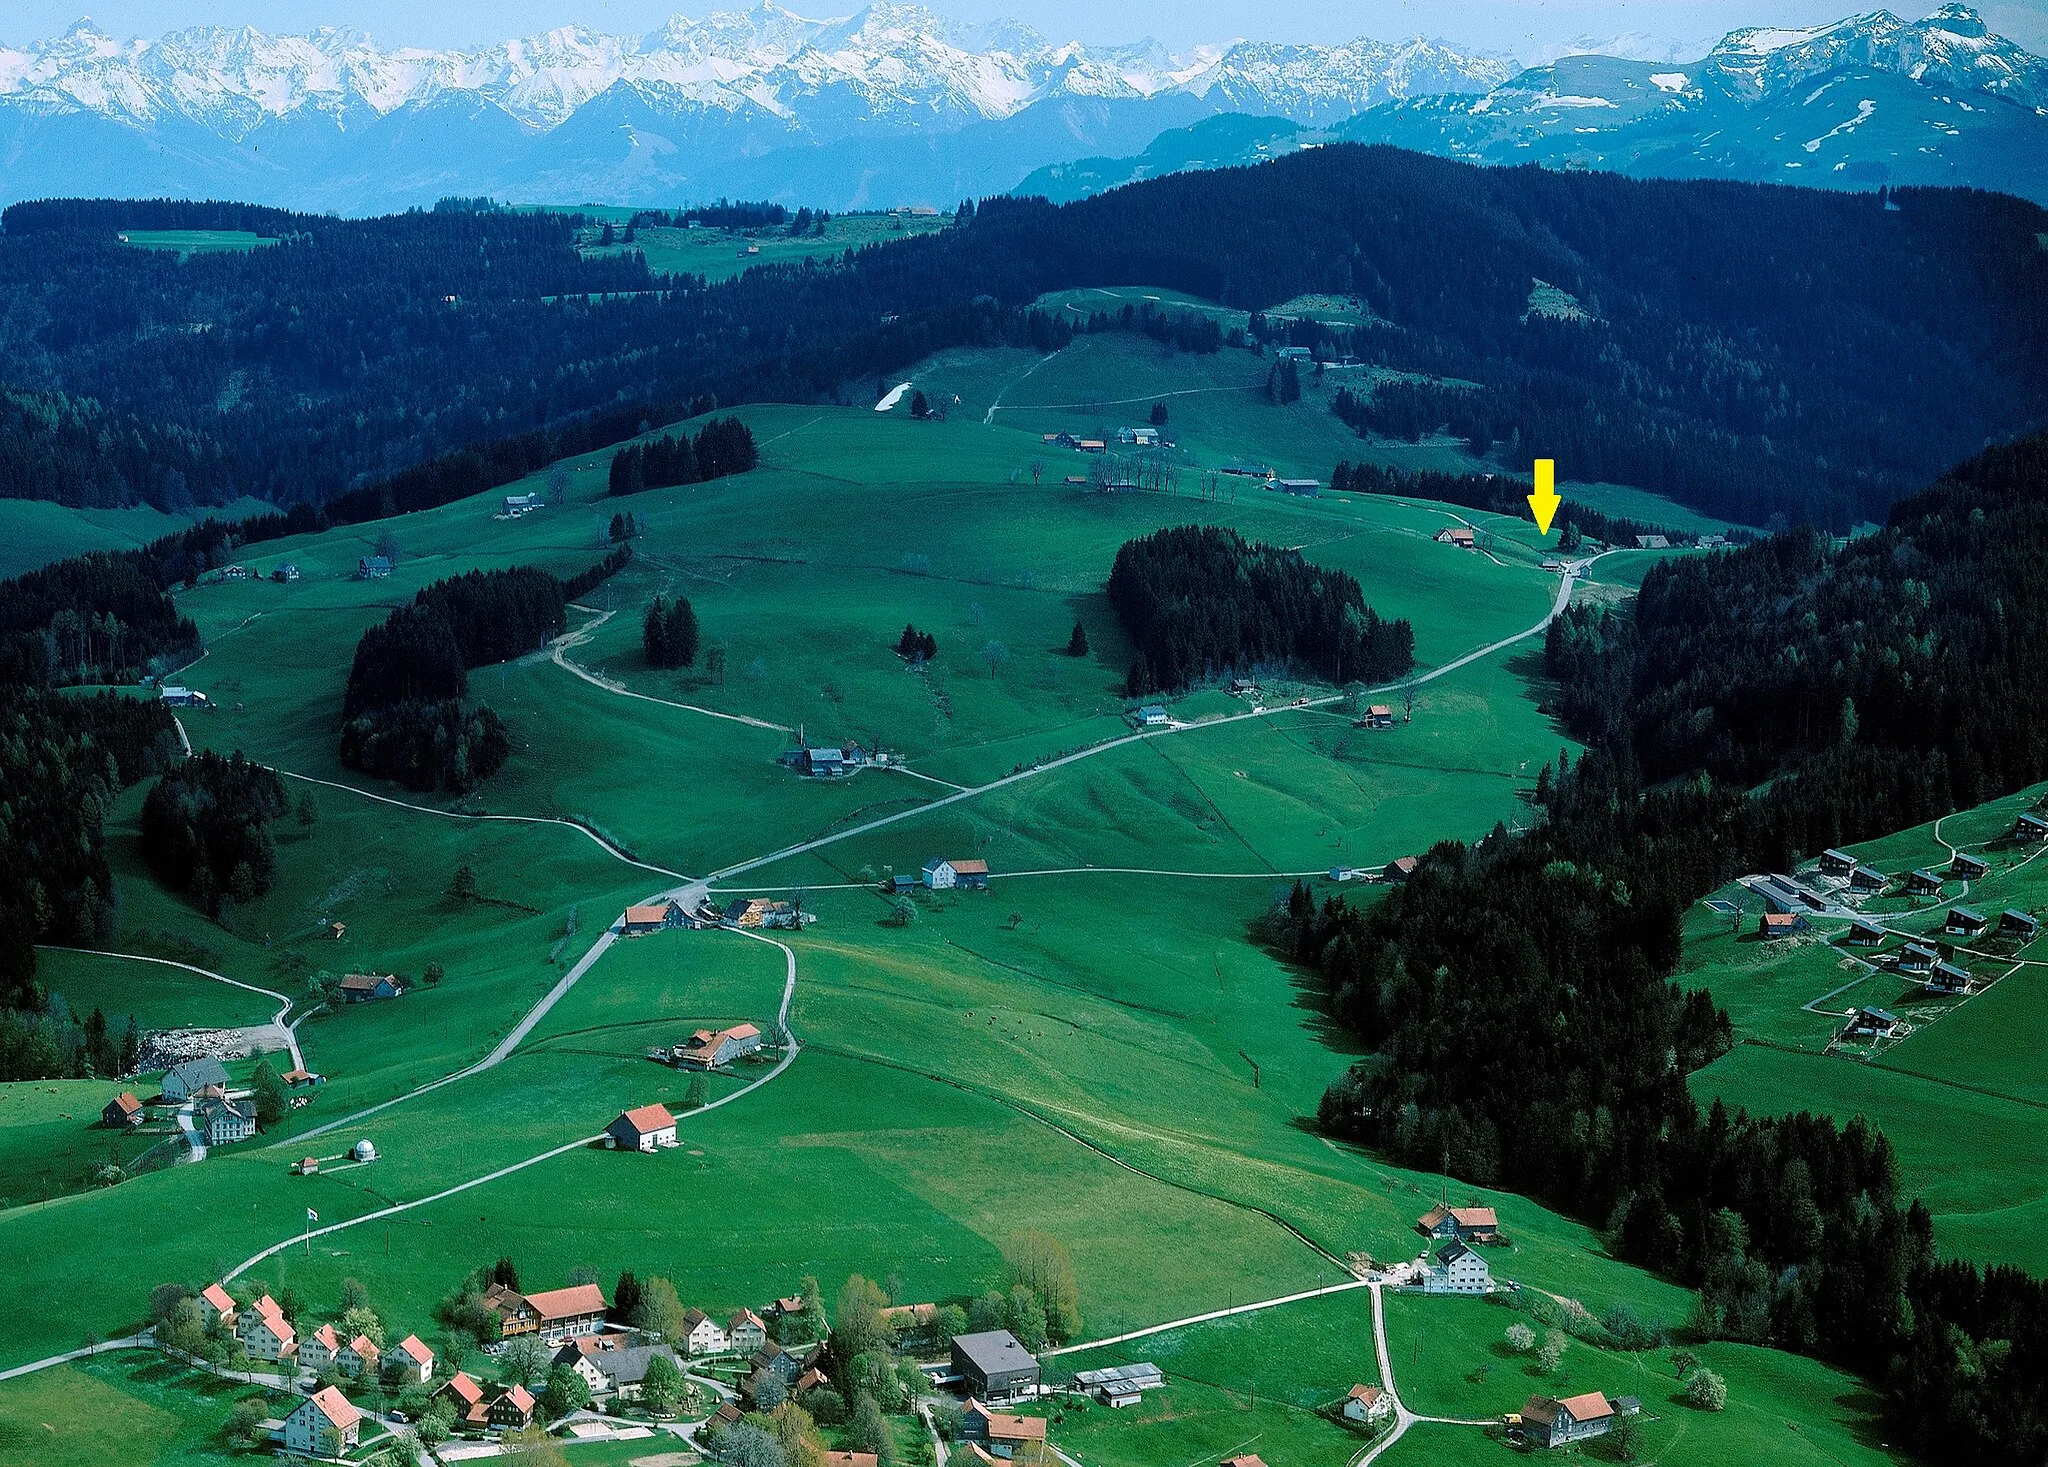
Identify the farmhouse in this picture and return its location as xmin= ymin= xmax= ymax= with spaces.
xmin=723 ymin=896 xmax=811 ymax=929
xmin=552 ymin=1336 xmax=621 ymax=1394
xmin=1417 ymin=1203 xmax=1500 ymax=1243
xmin=1946 ymin=906 xmax=1988 ymax=936
xmin=953 ymin=1330 xmax=1040 ymax=1402
xmin=1343 ymin=1383 xmax=1393 ymax=1423
xmin=623 ymin=901 xmax=685 ymax=934
xmin=1845 ymin=1006 xmax=1903 ymax=1040
xmin=2016 ymin=812 xmax=2048 ymax=843
xmin=1896 ymin=943 xmax=1937 ymax=975
xmin=490 ymin=1383 xmax=538 ymax=1431
xmin=1952 ymin=852 xmax=1990 ymax=879
xmin=102 ymin=1091 xmax=143 ymax=1127
xmin=1423 ymin=1239 xmax=1493 ymax=1294
xmin=357 ymin=556 xmax=392 ymax=579
xmin=1850 ymin=865 xmax=1889 ymax=892
xmin=606 ymin=1103 xmax=678 ymax=1152
xmin=1275 ymin=346 xmax=1313 ymax=362
xmin=924 ymin=857 xmax=991 ymax=890
xmin=1843 ymin=920 xmax=1885 ymax=947
xmin=281 ymin=1386 xmax=360 ymax=1458
xmin=438 ymin=1372 xmax=490 ymax=1429
xmin=1116 ymin=426 xmax=1160 ymax=446
xmin=298 ymin=1322 xmax=342 ymax=1372
xmin=1759 ymin=912 xmax=1808 ymax=939
xmin=1433 ymin=527 xmax=1476 ymax=547
xmin=674 ymin=1022 xmax=764 ymax=1069
xmin=339 ymin=973 xmax=404 ymax=1003
xmin=523 ymin=1283 xmax=609 ymax=1343
xmin=1076 ymin=439 xmax=1106 ymax=454
xmin=1073 ymin=1362 xmax=1162 ymax=1407
xmin=200 ymin=1095 xmax=257 ymax=1146
xmin=283 ymin=1068 xmax=320 ymax=1088
xmin=728 ymin=1309 xmax=768 ymax=1353
xmin=390 ymin=1334 xmax=434 ymax=1383
xmin=162 ymin=1058 xmax=229 ymax=1101
xmin=1134 ymin=705 xmax=1170 ymax=727
xmin=1522 ymin=1392 xmax=1615 ymax=1449
xmin=158 ymin=685 xmax=209 ymax=708
xmin=1818 ymin=849 xmax=1855 ymax=876
xmin=1364 ymin=705 xmax=1396 ymax=729
xmin=1385 ymin=856 xmax=1420 ymax=882
xmin=272 ymin=563 xmax=300 ymax=583
xmin=751 ymin=1340 xmax=818 ymax=1385
xmin=503 ymin=492 xmax=543 ymax=514
xmin=238 ymin=1295 xmax=295 ymax=1361
xmin=1220 ymin=1457 xmax=1269 ymax=1467
xmin=596 ymin=1344 xmax=683 ymax=1399
xmin=795 ymin=1365 xmax=830 ymax=1394
xmin=2002 ymin=910 xmax=2040 ymax=941
xmin=713 ymin=1402 xmax=745 ymax=1429
xmin=221 ymin=564 xmax=249 ymax=581
xmin=961 ymin=1400 xmax=1049 ymax=1454
xmin=1273 ymin=478 xmax=1321 ymax=497
xmin=1928 ymin=960 xmax=1973 ymax=994
xmin=679 ymin=1308 xmax=727 ymax=1355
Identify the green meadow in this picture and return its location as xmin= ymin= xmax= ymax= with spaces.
xmin=580 ymin=211 xmax=952 ymax=283
xmin=0 ymin=1351 xmax=282 ymax=1467
xmin=1 ymin=298 xmax=1909 ymax=1467
xmin=115 ymin=230 xmax=277 ymax=258
xmin=0 ymin=498 xmax=276 ymax=579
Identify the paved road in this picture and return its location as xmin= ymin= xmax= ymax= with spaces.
xmin=0 ymin=1334 xmax=150 ymax=1383
xmin=1042 ymin=1278 xmax=1373 ymax=1358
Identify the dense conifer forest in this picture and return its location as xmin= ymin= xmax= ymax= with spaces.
xmin=606 ymin=417 xmax=760 ymax=496
xmin=1304 ymin=430 xmax=2048 ymax=1461
xmin=4 ymin=149 xmax=2044 ymax=526
xmin=138 ymin=750 xmax=290 ymax=918
xmin=1107 ymin=525 xmax=1413 ymax=693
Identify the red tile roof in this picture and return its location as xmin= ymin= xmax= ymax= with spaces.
xmin=306 ymin=1386 xmax=361 ymax=1432
xmin=524 ymin=1283 xmax=608 ymax=1321
xmin=201 ymin=1283 xmax=236 ymax=1315
xmin=618 ymin=1102 xmax=676 ymax=1134
xmin=394 ymin=1334 xmax=433 ymax=1366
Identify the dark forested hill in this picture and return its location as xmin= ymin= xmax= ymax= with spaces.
xmin=3 ymin=153 xmax=2044 ymax=526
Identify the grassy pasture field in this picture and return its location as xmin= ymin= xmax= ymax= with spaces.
xmin=0 ymin=293 xmax=1854 ymax=1466
xmin=580 ymin=211 xmax=952 ymax=283
xmin=0 ymin=1351 xmax=281 ymax=1467
xmin=114 ymin=230 xmax=277 ymax=258
xmin=0 ymin=498 xmax=278 ymax=579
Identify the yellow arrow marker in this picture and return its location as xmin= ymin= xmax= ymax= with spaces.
xmin=1528 ymin=458 xmax=1561 ymax=536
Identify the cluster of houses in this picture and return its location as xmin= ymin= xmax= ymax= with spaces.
xmin=722 ymin=897 xmax=814 ymax=930
xmin=654 ymin=1022 xmax=765 ymax=1071
xmin=778 ymin=743 xmax=888 ymax=779
xmin=155 ymin=1058 xmax=259 ymax=1148
xmin=889 ymin=857 xmax=991 ymax=894
xmin=1413 ymin=1203 xmax=1502 ymax=1295
xmin=1042 ymin=432 xmax=1107 ymax=454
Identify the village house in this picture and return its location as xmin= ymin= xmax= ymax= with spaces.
xmin=794 ymin=1365 xmax=830 ymax=1394
xmin=1947 ymin=907 xmax=1988 ymax=936
xmin=438 ymin=1372 xmax=491 ymax=1430
xmin=623 ymin=901 xmax=686 ymax=934
xmin=751 ymin=1340 xmax=817 ymax=1386
xmin=1273 ymin=478 xmax=1321 ymax=497
xmin=924 ymin=857 xmax=991 ymax=890
xmin=674 ymin=1022 xmax=764 ymax=1069
xmin=220 ymin=564 xmax=249 ymax=581
xmin=338 ymin=1334 xmax=379 ymax=1377
xmin=1818 ymin=849 xmax=1855 ymax=876
xmin=551 ymin=1336 xmax=622 ymax=1394
xmin=503 ymin=492 xmax=543 ymax=514
xmin=200 ymin=1283 xmax=239 ymax=1332
xmin=1433 ymin=526 xmax=1476 ymax=548
xmin=1850 ymin=865 xmax=1889 ymax=892
xmin=1759 ymin=911 xmax=1809 ymax=939
xmin=357 ymin=555 xmax=392 ymax=579
xmin=1843 ymin=920 xmax=1885 ymax=947
xmin=2016 ymin=812 xmax=2048 ymax=844
xmin=1076 ymin=439 xmax=1106 ymax=454
xmin=728 ymin=1309 xmax=768 ymax=1354
xmin=952 ymin=1331 xmax=1040 ymax=1403
xmin=492 ymin=1382 xmax=538 ymax=1431
xmin=281 ymin=1386 xmax=360 ymax=1458
xmin=238 ymin=1295 xmax=296 ymax=1361
xmin=1364 ymin=705 xmax=1396 ymax=729
xmin=1896 ymin=943 xmax=1937 ymax=975
xmin=1116 ymin=426 xmax=1160 ymax=446
xmin=1343 ymin=1383 xmax=1393 ymax=1424
xmin=1928 ymin=960 xmax=1973 ymax=994
xmin=713 ymin=1401 xmax=746 ymax=1429
xmin=162 ymin=1058 xmax=230 ymax=1102
xmin=102 ymin=1091 xmax=143 ymax=1127
xmin=596 ymin=1344 xmax=682 ymax=1400
xmin=1220 ymin=1456 xmax=1269 ymax=1467
xmin=1385 ymin=856 xmax=1420 ymax=883
xmin=298 ymin=1322 xmax=342 ymax=1373
xmin=680 ymin=1308 xmax=728 ymax=1355
xmin=339 ymin=973 xmax=404 ymax=1003
xmin=1073 ymin=1362 xmax=1162 ymax=1407
xmin=1423 ymin=1239 xmax=1493 ymax=1294
xmin=723 ymin=896 xmax=812 ymax=929
xmin=1134 ymin=705 xmax=1170 ymax=727
xmin=1907 ymin=869 xmax=1945 ymax=897
xmin=1522 ymin=1392 xmax=1617 ymax=1449
xmin=1952 ymin=852 xmax=1990 ymax=879
xmin=1633 ymin=534 xmax=1672 ymax=550
xmin=771 ymin=1294 xmax=805 ymax=1318
xmin=1417 ymin=1203 xmax=1500 ymax=1244
xmin=961 ymin=1400 xmax=1050 ymax=1456
xmin=283 ymin=1068 xmax=321 ymax=1089
xmin=390 ymin=1334 xmax=434 ymax=1383
xmin=272 ymin=563 xmax=300 ymax=583
xmin=2002 ymin=910 xmax=2041 ymax=941
xmin=606 ymin=1103 xmax=679 ymax=1152
xmin=158 ymin=684 xmax=209 ymax=708
xmin=522 ymin=1284 xmax=609 ymax=1344
xmin=1845 ymin=1006 xmax=1903 ymax=1040
xmin=201 ymin=1094 xmax=257 ymax=1146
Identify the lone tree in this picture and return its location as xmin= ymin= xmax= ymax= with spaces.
xmin=645 ymin=594 xmax=701 ymax=669
xmin=640 ymin=1353 xmax=685 ymax=1414
xmin=909 ymin=390 xmax=931 ymax=420
xmin=1684 ymin=1368 xmax=1728 ymax=1411
xmin=249 ymin=1058 xmax=286 ymax=1128
xmin=1066 ymin=622 xmax=1089 ymax=657
xmin=1150 ymin=401 xmax=1169 ymax=426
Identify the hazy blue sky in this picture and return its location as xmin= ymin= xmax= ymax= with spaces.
xmin=13 ymin=0 xmax=2048 ymax=57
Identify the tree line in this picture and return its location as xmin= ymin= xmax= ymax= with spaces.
xmin=139 ymin=750 xmax=290 ymax=919
xmin=1302 ymin=430 xmax=2048 ymax=1461
xmin=1329 ymin=459 xmax=1703 ymax=551
xmin=606 ymin=417 xmax=760 ymax=496
xmin=1107 ymin=524 xmax=1413 ymax=694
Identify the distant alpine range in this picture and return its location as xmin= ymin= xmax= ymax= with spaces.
xmin=2 ymin=1 xmax=2043 ymax=210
